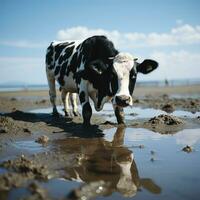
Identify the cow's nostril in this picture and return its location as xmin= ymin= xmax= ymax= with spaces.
xmin=116 ymin=95 xmax=131 ymax=107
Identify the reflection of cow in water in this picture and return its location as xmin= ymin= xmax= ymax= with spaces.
xmin=56 ymin=127 xmax=161 ymax=197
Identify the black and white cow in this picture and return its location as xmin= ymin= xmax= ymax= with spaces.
xmin=46 ymin=35 xmax=158 ymax=126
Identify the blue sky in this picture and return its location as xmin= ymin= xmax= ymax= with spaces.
xmin=0 ymin=0 xmax=200 ymax=84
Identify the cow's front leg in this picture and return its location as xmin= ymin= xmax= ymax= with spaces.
xmin=113 ymin=105 xmax=125 ymax=125
xmin=82 ymin=101 xmax=92 ymax=127
xmin=79 ymin=80 xmax=92 ymax=127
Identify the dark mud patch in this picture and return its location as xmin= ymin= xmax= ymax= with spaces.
xmin=161 ymin=103 xmax=175 ymax=113
xmin=138 ymin=114 xmax=185 ymax=134
xmin=0 ymin=155 xmax=52 ymax=180
xmin=35 ymin=135 xmax=49 ymax=144
xmin=22 ymin=182 xmax=50 ymax=200
xmin=0 ymin=115 xmax=33 ymax=136
xmin=136 ymin=96 xmax=200 ymax=113
xmin=0 ymin=155 xmax=55 ymax=199
xmin=0 ymin=110 xmax=110 ymax=137
xmin=148 ymin=114 xmax=184 ymax=125
xmin=182 ymin=145 xmax=193 ymax=153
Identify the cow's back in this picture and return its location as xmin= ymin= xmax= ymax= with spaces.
xmin=46 ymin=40 xmax=83 ymax=92
xmin=46 ymin=36 xmax=118 ymax=92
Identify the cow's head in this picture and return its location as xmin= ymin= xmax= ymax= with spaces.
xmin=75 ymin=52 xmax=158 ymax=111
xmin=109 ymin=53 xmax=158 ymax=107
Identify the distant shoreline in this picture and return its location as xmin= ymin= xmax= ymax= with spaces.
xmin=0 ymin=84 xmax=200 ymax=99
xmin=1 ymin=78 xmax=200 ymax=92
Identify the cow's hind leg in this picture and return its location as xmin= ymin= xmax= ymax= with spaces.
xmin=61 ymin=90 xmax=71 ymax=117
xmin=70 ymin=93 xmax=80 ymax=116
xmin=46 ymin=72 xmax=59 ymax=116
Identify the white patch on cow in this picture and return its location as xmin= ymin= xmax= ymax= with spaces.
xmin=63 ymin=72 xmax=78 ymax=92
xmin=112 ymin=53 xmax=135 ymax=106
xmin=52 ymin=40 xmax=82 ymax=46
xmin=88 ymin=83 xmax=98 ymax=104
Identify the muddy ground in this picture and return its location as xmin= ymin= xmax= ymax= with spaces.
xmin=0 ymin=85 xmax=200 ymax=200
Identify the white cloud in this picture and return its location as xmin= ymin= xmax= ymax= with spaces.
xmin=56 ymin=25 xmax=200 ymax=80
xmin=1 ymin=23 xmax=200 ymax=84
xmin=0 ymin=40 xmax=47 ymax=48
xmin=57 ymin=26 xmax=123 ymax=48
xmin=56 ymin=24 xmax=200 ymax=49
xmin=147 ymin=50 xmax=200 ymax=80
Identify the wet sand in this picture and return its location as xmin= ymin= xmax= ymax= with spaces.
xmin=0 ymin=85 xmax=200 ymax=200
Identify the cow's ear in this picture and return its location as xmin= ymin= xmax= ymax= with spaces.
xmin=136 ymin=59 xmax=158 ymax=74
xmin=140 ymin=178 xmax=161 ymax=194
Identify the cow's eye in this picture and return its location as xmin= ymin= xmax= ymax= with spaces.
xmin=130 ymin=68 xmax=136 ymax=79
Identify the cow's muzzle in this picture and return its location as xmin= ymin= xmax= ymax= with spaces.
xmin=115 ymin=95 xmax=131 ymax=107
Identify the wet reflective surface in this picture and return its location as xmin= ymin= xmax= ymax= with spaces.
xmin=30 ymin=104 xmax=200 ymax=122
xmin=13 ymin=140 xmax=48 ymax=153
xmin=1 ymin=105 xmax=200 ymax=200
xmin=45 ymin=127 xmax=200 ymax=200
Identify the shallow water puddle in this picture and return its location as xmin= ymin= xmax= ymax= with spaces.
xmin=0 ymin=167 xmax=7 ymax=174
xmin=41 ymin=179 xmax=81 ymax=199
xmin=44 ymin=127 xmax=200 ymax=200
xmin=30 ymin=103 xmax=200 ymax=123
xmin=2 ymin=126 xmax=200 ymax=200
xmin=2 ymin=104 xmax=200 ymax=200
xmin=13 ymin=140 xmax=48 ymax=153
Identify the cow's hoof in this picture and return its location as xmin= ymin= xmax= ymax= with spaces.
xmin=73 ymin=111 xmax=81 ymax=117
xmin=64 ymin=111 xmax=71 ymax=118
xmin=118 ymin=122 xmax=126 ymax=127
xmin=82 ymin=122 xmax=91 ymax=128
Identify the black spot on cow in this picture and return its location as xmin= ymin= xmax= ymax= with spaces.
xmin=66 ymin=52 xmax=78 ymax=76
xmin=46 ymin=43 xmax=54 ymax=69
xmin=79 ymin=91 xmax=85 ymax=104
xmin=58 ymin=55 xmax=64 ymax=65
xmin=81 ymin=35 xmax=118 ymax=63
xmin=55 ymin=45 xmax=66 ymax=61
xmin=63 ymin=45 xmax=75 ymax=60
xmin=129 ymin=68 xmax=137 ymax=95
xmin=76 ymin=43 xmax=82 ymax=51
xmin=58 ymin=45 xmax=74 ymax=65
xmin=54 ymin=66 xmax=61 ymax=76
xmin=58 ymin=62 xmax=68 ymax=86
xmin=107 ymin=66 xmax=118 ymax=96
xmin=55 ymin=42 xmax=75 ymax=61
xmin=76 ymin=54 xmax=82 ymax=69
